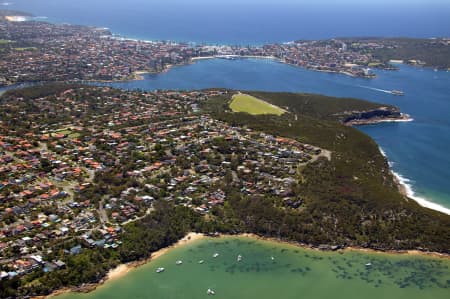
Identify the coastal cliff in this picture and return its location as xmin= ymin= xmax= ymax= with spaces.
xmin=333 ymin=107 xmax=412 ymax=125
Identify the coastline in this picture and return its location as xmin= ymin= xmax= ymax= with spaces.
xmin=39 ymin=232 xmax=449 ymax=299
xmin=130 ymin=62 xmax=185 ymax=80
xmin=132 ymin=70 xmax=151 ymax=80
xmin=233 ymin=233 xmax=450 ymax=259
xmin=378 ymin=146 xmax=450 ymax=215
xmin=392 ymin=170 xmax=450 ymax=215
xmin=346 ymin=113 xmax=414 ymax=126
xmin=189 ymin=55 xmax=371 ymax=79
xmin=191 ymin=56 xmax=215 ymax=61
xmin=37 ymin=233 xmax=205 ymax=299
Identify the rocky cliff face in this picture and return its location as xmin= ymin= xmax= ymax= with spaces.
xmin=333 ymin=107 xmax=408 ymax=125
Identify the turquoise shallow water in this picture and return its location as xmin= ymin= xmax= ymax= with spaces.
xmin=56 ymin=236 xmax=450 ymax=299
xmin=99 ymin=58 xmax=450 ymax=211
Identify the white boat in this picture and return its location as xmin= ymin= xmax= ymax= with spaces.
xmin=390 ymin=90 xmax=404 ymax=96
xmin=207 ymin=288 xmax=216 ymax=295
xmin=216 ymin=55 xmax=238 ymax=60
xmin=176 ymin=260 xmax=183 ymax=265
xmin=365 ymin=262 xmax=372 ymax=267
xmin=156 ymin=267 xmax=165 ymax=273
xmin=213 ymin=253 xmax=219 ymax=258
xmin=237 ymin=254 xmax=242 ymax=262
xmin=198 ymin=260 xmax=204 ymax=264
xmin=271 ymin=256 xmax=275 ymax=261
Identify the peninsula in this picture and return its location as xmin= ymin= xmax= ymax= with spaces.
xmin=0 ymin=84 xmax=448 ymax=298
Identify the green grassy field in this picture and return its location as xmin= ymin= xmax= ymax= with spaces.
xmin=13 ymin=47 xmax=37 ymax=51
xmin=229 ymin=93 xmax=286 ymax=116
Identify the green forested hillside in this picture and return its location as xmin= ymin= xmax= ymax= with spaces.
xmin=371 ymin=38 xmax=450 ymax=69
xmin=202 ymin=91 xmax=450 ymax=252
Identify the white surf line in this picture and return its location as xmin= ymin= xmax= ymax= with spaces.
xmin=358 ymin=85 xmax=392 ymax=94
xmin=378 ymin=147 xmax=450 ymax=215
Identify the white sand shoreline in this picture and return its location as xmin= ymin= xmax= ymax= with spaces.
xmin=378 ymin=146 xmax=450 ymax=215
xmin=39 ymin=233 xmax=205 ymax=299
xmin=191 ymin=55 xmax=281 ymax=61
xmin=105 ymin=232 xmax=205 ymax=280
xmin=40 ymin=231 xmax=449 ymax=298
xmin=392 ymin=170 xmax=450 ymax=215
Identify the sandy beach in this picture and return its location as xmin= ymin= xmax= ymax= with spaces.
xmin=377 ymin=146 xmax=450 ymax=216
xmin=5 ymin=15 xmax=29 ymax=22
xmin=103 ymin=232 xmax=205 ymax=281
xmin=149 ymin=232 xmax=205 ymax=260
xmin=39 ymin=231 xmax=448 ymax=299
xmin=392 ymin=170 xmax=450 ymax=215
xmin=230 ymin=233 xmax=450 ymax=260
xmin=39 ymin=233 xmax=205 ymax=299
xmin=105 ymin=264 xmax=130 ymax=281
xmin=191 ymin=56 xmax=215 ymax=61
xmin=132 ymin=70 xmax=151 ymax=80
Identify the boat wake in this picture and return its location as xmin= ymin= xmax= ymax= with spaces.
xmin=379 ymin=147 xmax=450 ymax=215
xmin=358 ymin=85 xmax=393 ymax=94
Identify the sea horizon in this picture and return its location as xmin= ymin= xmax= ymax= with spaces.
xmin=5 ymin=0 xmax=450 ymax=45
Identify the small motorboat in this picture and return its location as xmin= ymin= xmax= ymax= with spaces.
xmin=213 ymin=253 xmax=219 ymax=258
xmin=207 ymin=288 xmax=215 ymax=295
xmin=390 ymin=90 xmax=404 ymax=96
xmin=365 ymin=262 xmax=372 ymax=267
xmin=176 ymin=260 xmax=183 ymax=265
xmin=237 ymin=254 xmax=242 ymax=262
xmin=198 ymin=260 xmax=204 ymax=264
xmin=156 ymin=267 xmax=165 ymax=273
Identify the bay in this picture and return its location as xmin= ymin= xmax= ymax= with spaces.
xmin=55 ymin=236 xmax=450 ymax=299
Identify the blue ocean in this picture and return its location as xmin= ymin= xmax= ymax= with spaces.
xmin=4 ymin=0 xmax=450 ymax=213
xmin=6 ymin=0 xmax=450 ymax=44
